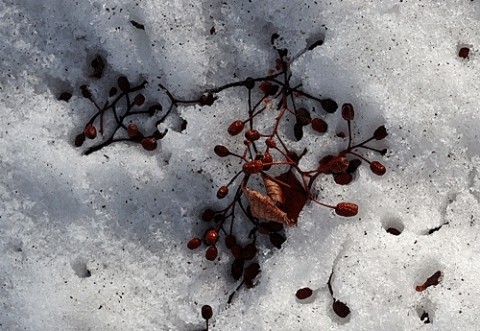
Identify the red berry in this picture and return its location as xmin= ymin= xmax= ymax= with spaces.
xmin=201 ymin=209 xmax=215 ymax=222
xmin=370 ymin=161 xmax=386 ymax=176
xmin=187 ymin=237 xmax=202 ymax=250
xmin=205 ymin=246 xmax=218 ymax=261
xmin=242 ymin=243 xmax=257 ymax=260
xmin=262 ymin=151 xmax=273 ymax=170
xmin=204 ymin=229 xmax=219 ymax=245
xmin=311 ymin=118 xmax=328 ymax=133
xmin=334 ymin=173 xmax=353 ymax=185
xmin=118 ymin=76 xmax=130 ymax=92
xmin=84 ymin=124 xmax=97 ymax=139
xmin=245 ymin=129 xmax=261 ymax=141
xmin=265 ymin=138 xmax=276 ymax=148
xmin=214 ymin=145 xmax=230 ymax=157
xmin=133 ymin=93 xmax=145 ymax=106
xmin=242 ymin=160 xmax=264 ymax=175
xmin=216 ymin=186 xmax=228 ymax=199
xmin=341 ymin=103 xmax=355 ymax=121
xmin=227 ymin=120 xmax=245 ymax=136
xmin=335 ymin=202 xmax=358 ymax=217
xmin=141 ymin=137 xmax=157 ymax=151
xmin=127 ymin=124 xmax=140 ymax=138
xmin=296 ymin=287 xmax=313 ymax=300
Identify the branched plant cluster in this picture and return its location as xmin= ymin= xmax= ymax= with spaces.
xmin=61 ymin=39 xmax=388 ymax=326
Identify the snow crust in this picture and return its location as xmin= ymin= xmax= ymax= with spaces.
xmin=1 ymin=0 xmax=480 ymax=330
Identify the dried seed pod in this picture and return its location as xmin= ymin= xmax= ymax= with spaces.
xmin=201 ymin=209 xmax=215 ymax=222
xmin=335 ymin=202 xmax=358 ymax=217
xmin=84 ymin=124 xmax=97 ymax=139
xmin=187 ymin=237 xmax=202 ymax=250
xmin=262 ymin=173 xmax=285 ymax=205
xmin=341 ymin=103 xmax=355 ymax=121
xmin=127 ymin=124 xmax=140 ymax=138
xmin=265 ymin=138 xmax=276 ymax=148
xmin=204 ymin=229 xmax=219 ymax=245
xmin=118 ymin=76 xmax=130 ymax=92
xmin=58 ymin=92 xmax=72 ymax=102
xmin=242 ymin=184 xmax=294 ymax=226
xmin=370 ymin=161 xmax=386 ymax=176
xmin=373 ymin=125 xmax=388 ymax=140
xmin=214 ymin=145 xmax=230 ymax=157
xmin=205 ymin=246 xmax=218 ymax=261
xmin=201 ymin=305 xmax=213 ymax=320
xmin=227 ymin=120 xmax=245 ymax=136
xmin=296 ymin=287 xmax=313 ymax=300
xmin=245 ymin=129 xmax=261 ymax=141
xmin=216 ymin=186 xmax=228 ymax=199
xmin=141 ymin=137 xmax=157 ymax=151
xmin=334 ymin=173 xmax=353 ymax=185
xmin=242 ymin=160 xmax=264 ymax=175
xmin=333 ymin=300 xmax=350 ymax=318
xmin=320 ymin=98 xmax=338 ymax=113
xmin=296 ymin=108 xmax=311 ymax=126
xmin=74 ymin=133 xmax=86 ymax=147
xmin=416 ymin=271 xmax=442 ymax=292
xmin=133 ymin=93 xmax=145 ymax=106
xmin=311 ymin=118 xmax=328 ymax=133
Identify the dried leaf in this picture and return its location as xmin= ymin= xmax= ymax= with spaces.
xmin=275 ymin=170 xmax=308 ymax=225
xmin=242 ymin=183 xmax=294 ymax=226
xmin=261 ymin=173 xmax=285 ymax=205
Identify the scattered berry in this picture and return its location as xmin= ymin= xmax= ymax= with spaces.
xmin=141 ymin=137 xmax=157 ymax=151
xmin=205 ymin=246 xmax=218 ymax=261
xmin=216 ymin=186 xmax=229 ymax=199
xmin=335 ymin=202 xmax=358 ymax=217
xmin=187 ymin=238 xmax=202 ymax=250
xmin=227 ymin=120 xmax=245 ymax=136
xmin=84 ymin=124 xmax=97 ymax=139
xmin=296 ymin=287 xmax=313 ymax=300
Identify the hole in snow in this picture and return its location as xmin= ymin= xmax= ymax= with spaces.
xmin=382 ymin=218 xmax=404 ymax=235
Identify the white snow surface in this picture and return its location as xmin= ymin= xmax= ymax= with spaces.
xmin=1 ymin=0 xmax=480 ymax=330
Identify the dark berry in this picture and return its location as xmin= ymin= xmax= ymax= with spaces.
xmin=201 ymin=209 xmax=215 ymax=222
xmin=204 ymin=229 xmax=219 ymax=245
xmin=133 ymin=93 xmax=145 ymax=106
xmin=320 ymin=98 xmax=338 ymax=113
xmin=214 ymin=145 xmax=230 ymax=157
xmin=334 ymin=173 xmax=353 ymax=185
xmin=335 ymin=202 xmax=358 ymax=217
xmin=187 ymin=237 xmax=202 ymax=250
xmin=333 ymin=300 xmax=350 ymax=318
xmin=118 ymin=76 xmax=130 ymax=92
xmin=205 ymin=246 xmax=218 ymax=261
xmin=311 ymin=118 xmax=328 ymax=133
xmin=458 ymin=47 xmax=470 ymax=59
xmin=84 ymin=124 xmax=97 ymax=139
xmin=242 ymin=243 xmax=257 ymax=260
xmin=245 ymin=129 xmax=261 ymax=141
xmin=296 ymin=287 xmax=313 ymax=300
xmin=74 ymin=133 xmax=86 ymax=147
xmin=341 ymin=103 xmax=355 ymax=121
xmin=227 ymin=120 xmax=245 ymax=136
xmin=373 ymin=125 xmax=388 ymax=140
xmin=216 ymin=186 xmax=228 ymax=199
xmin=201 ymin=305 xmax=213 ymax=320
xmin=370 ymin=161 xmax=386 ymax=176
xmin=58 ymin=92 xmax=72 ymax=102
xmin=141 ymin=138 xmax=157 ymax=151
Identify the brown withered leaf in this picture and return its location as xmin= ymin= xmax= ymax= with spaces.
xmin=275 ymin=170 xmax=308 ymax=225
xmin=241 ymin=183 xmax=294 ymax=226
xmin=261 ymin=173 xmax=285 ymax=205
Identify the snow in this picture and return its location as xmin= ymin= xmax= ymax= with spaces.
xmin=1 ymin=0 xmax=480 ymax=330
